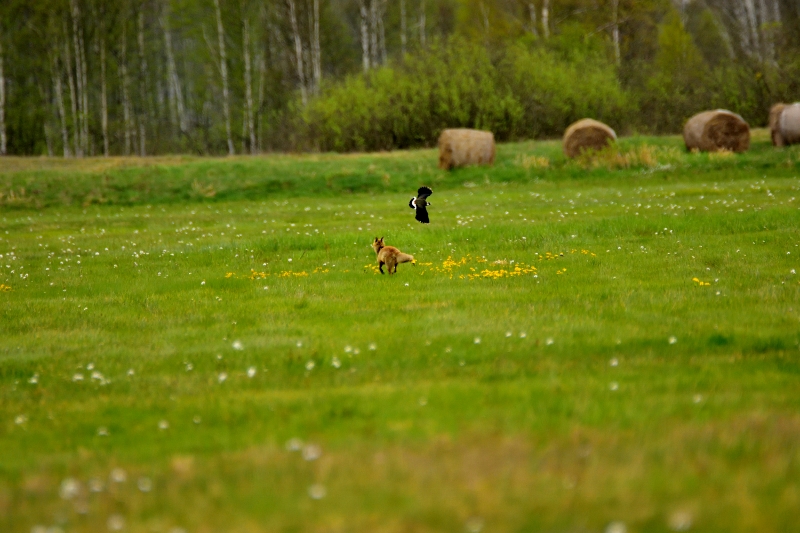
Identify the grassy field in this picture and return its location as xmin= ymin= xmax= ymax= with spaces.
xmin=2 ymin=130 xmax=800 ymax=533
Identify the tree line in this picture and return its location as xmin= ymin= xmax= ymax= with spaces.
xmin=0 ymin=0 xmax=798 ymax=156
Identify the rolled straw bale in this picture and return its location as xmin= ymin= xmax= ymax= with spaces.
xmin=562 ymin=119 xmax=617 ymax=159
xmin=777 ymin=103 xmax=800 ymax=146
xmin=769 ymin=103 xmax=786 ymax=146
xmin=683 ymin=110 xmax=750 ymax=153
xmin=438 ymin=129 xmax=496 ymax=170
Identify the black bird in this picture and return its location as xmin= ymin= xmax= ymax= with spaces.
xmin=409 ymin=186 xmax=433 ymax=224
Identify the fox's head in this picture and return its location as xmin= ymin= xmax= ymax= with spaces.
xmin=372 ymin=237 xmax=385 ymax=254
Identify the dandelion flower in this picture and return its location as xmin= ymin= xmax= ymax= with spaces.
xmin=286 ymin=438 xmax=303 ymax=451
xmin=302 ymin=444 xmax=322 ymax=461
xmin=110 ymin=468 xmax=127 ymax=483
xmin=305 ymin=361 xmax=315 ymax=371
xmin=605 ymin=522 xmax=626 ymax=533
xmin=158 ymin=420 xmax=169 ymax=430
xmin=137 ymin=477 xmax=153 ymax=492
xmin=247 ymin=367 xmax=257 ymax=378
xmin=232 ymin=340 xmax=244 ymax=351
xmin=59 ymin=478 xmax=80 ymax=500
xmin=474 ymin=337 xmax=481 ymax=344
xmin=308 ymin=484 xmax=326 ymax=500
xmin=669 ymin=336 xmax=677 ymax=345
xmin=218 ymin=372 xmax=228 ymax=383
xmin=107 ymin=515 xmax=125 ymax=531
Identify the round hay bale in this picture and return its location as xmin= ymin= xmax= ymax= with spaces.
xmin=562 ymin=119 xmax=617 ymax=159
xmin=778 ymin=103 xmax=800 ymax=146
xmin=683 ymin=110 xmax=750 ymax=153
xmin=769 ymin=103 xmax=786 ymax=147
xmin=438 ymin=129 xmax=496 ymax=170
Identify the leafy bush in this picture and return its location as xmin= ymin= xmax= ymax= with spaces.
xmin=299 ymin=35 xmax=632 ymax=152
xmin=300 ymin=38 xmax=521 ymax=152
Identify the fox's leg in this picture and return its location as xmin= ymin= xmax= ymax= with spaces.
xmin=379 ymin=261 xmax=385 ymax=274
xmin=387 ymin=258 xmax=397 ymax=274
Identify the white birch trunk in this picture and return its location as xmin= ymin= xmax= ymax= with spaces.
xmin=419 ymin=0 xmax=426 ymax=46
xmin=743 ymin=0 xmax=760 ymax=59
xmin=542 ymin=0 xmax=550 ymax=40
xmin=161 ymin=5 xmax=187 ymax=133
xmin=0 ymin=39 xmax=6 ymax=156
xmin=359 ymin=0 xmax=370 ymax=72
xmin=369 ymin=0 xmax=379 ymax=67
xmin=63 ymin=23 xmax=81 ymax=157
xmin=214 ymin=0 xmax=235 ymax=155
xmin=79 ymin=19 xmax=89 ymax=154
xmin=287 ymin=0 xmax=308 ymax=106
xmin=611 ymin=0 xmax=620 ymax=66
xmin=243 ymin=17 xmax=256 ymax=153
xmin=137 ymin=9 xmax=148 ymax=156
xmin=400 ymin=0 xmax=407 ymax=55
xmin=100 ymin=36 xmax=109 ymax=156
xmin=70 ymin=0 xmax=88 ymax=156
xmin=312 ymin=0 xmax=321 ymax=92
xmin=52 ymin=55 xmax=71 ymax=157
xmin=378 ymin=0 xmax=386 ymax=64
xmin=121 ymin=26 xmax=133 ymax=155
xmin=528 ymin=3 xmax=538 ymax=37
xmin=757 ymin=0 xmax=774 ymax=60
xmin=480 ymin=1 xmax=489 ymax=34
xmin=732 ymin=1 xmax=753 ymax=55
xmin=257 ymin=51 xmax=266 ymax=153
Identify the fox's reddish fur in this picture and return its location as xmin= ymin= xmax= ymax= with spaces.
xmin=372 ymin=237 xmax=415 ymax=275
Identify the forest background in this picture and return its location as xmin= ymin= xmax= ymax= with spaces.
xmin=0 ymin=0 xmax=798 ymax=157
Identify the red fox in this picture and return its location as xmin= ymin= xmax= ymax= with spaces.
xmin=372 ymin=237 xmax=415 ymax=275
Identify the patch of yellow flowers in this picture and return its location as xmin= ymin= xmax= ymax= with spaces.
xmin=225 ymin=267 xmax=330 ymax=281
xmin=0 ymin=283 xmax=11 ymax=292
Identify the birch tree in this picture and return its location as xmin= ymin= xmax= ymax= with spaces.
xmin=0 ymin=37 xmax=6 ymax=156
xmin=161 ymin=2 xmax=188 ymax=134
xmin=243 ymin=15 xmax=256 ymax=152
xmin=287 ymin=0 xmax=308 ymax=105
xmin=312 ymin=0 xmax=321 ymax=92
xmin=541 ymin=0 xmax=549 ymax=40
xmin=213 ymin=0 xmax=235 ymax=155
xmin=70 ymin=0 xmax=88 ymax=156
xmin=137 ymin=8 xmax=148 ymax=156
xmin=419 ymin=0 xmax=426 ymax=46
xmin=359 ymin=0 xmax=370 ymax=72
xmin=51 ymin=53 xmax=71 ymax=157
xmin=121 ymin=24 xmax=134 ymax=155
xmin=100 ymin=32 xmax=109 ymax=156
xmin=611 ymin=0 xmax=620 ymax=66
xmin=400 ymin=0 xmax=407 ymax=55
xmin=62 ymin=22 xmax=81 ymax=156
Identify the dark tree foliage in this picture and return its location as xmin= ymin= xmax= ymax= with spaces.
xmin=0 ymin=0 xmax=798 ymax=155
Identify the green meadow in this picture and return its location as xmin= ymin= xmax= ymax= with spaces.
xmin=2 ymin=131 xmax=800 ymax=533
